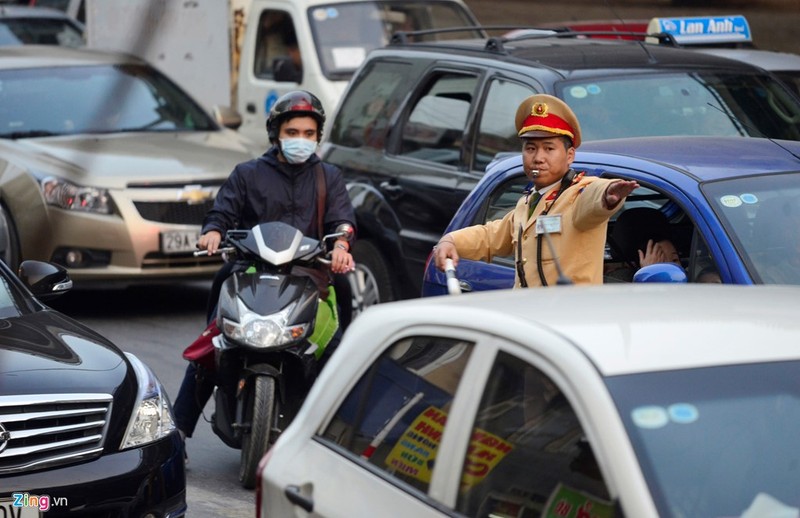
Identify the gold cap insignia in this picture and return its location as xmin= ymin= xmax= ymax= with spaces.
xmin=531 ymin=102 xmax=549 ymax=117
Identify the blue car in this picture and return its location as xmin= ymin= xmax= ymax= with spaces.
xmin=422 ymin=136 xmax=800 ymax=296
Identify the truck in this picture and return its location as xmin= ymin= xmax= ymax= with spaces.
xmin=81 ymin=0 xmax=483 ymax=146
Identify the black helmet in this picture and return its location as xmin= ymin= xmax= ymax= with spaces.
xmin=266 ymin=90 xmax=326 ymax=143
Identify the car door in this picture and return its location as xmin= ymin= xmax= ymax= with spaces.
xmin=443 ymin=335 xmax=657 ymax=517
xmin=382 ymin=67 xmax=483 ymax=286
xmin=260 ymin=329 xmax=489 ymax=516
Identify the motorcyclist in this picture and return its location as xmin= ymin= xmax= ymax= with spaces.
xmin=173 ymin=90 xmax=356 ymax=447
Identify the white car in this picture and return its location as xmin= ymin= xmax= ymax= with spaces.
xmin=257 ymin=284 xmax=800 ymax=517
xmin=696 ymin=48 xmax=800 ymax=98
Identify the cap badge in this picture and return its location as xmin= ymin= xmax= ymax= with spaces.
xmin=531 ymin=102 xmax=549 ymax=117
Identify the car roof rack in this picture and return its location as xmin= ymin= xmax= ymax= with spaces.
xmin=388 ymin=26 xmax=678 ymax=54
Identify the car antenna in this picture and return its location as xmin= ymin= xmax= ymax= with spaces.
xmin=603 ymin=0 xmax=658 ymax=61
xmin=707 ymin=103 xmax=800 ymax=162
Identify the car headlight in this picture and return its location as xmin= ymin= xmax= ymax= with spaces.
xmin=39 ymin=176 xmax=112 ymax=214
xmin=222 ymin=299 xmax=309 ymax=349
xmin=120 ymin=353 xmax=177 ymax=449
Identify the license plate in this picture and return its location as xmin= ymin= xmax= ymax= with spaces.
xmin=160 ymin=229 xmax=201 ymax=254
xmin=0 ymin=498 xmax=42 ymax=517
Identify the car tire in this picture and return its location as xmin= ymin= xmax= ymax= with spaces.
xmin=0 ymin=203 xmax=20 ymax=270
xmin=350 ymin=240 xmax=394 ymax=312
xmin=239 ymin=375 xmax=276 ymax=489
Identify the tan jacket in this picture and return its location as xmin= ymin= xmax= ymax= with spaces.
xmin=450 ymin=174 xmax=623 ymax=287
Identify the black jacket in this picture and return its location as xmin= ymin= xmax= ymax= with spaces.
xmin=202 ymin=146 xmax=356 ymax=239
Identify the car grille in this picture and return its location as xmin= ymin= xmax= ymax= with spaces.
xmin=0 ymin=393 xmax=113 ymax=475
xmin=134 ymin=200 xmax=214 ymax=225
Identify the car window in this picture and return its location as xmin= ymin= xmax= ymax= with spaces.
xmin=560 ymin=73 xmax=800 ymax=142
xmin=309 ymin=2 xmax=482 ymax=80
xmin=605 ymin=183 xmax=720 ymax=283
xmin=455 ymin=351 xmax=612 ymax=517
xmin=252 ymin=9 xmax=300 ymax=81
xmin=0 ymin=17 xmax=83 ymax=47
xmin=328 ymin=59 xmax=412 ymax=149
xmin=399 ymin=73 xmax=478 ymax=166
xmin=773 ymin=71 xmax=800 ymax=99
xmin=703 ymin=172 xmax=800 ymax=284
xmin=0 ymin=64 xmax=216 ymax=137
xmin=608 ymin=361 xmax=800 ymax=517
xmin=473 ymin=79 xmax=535 ymax=173
xmin=318 ymin=335 xmax=473 ymax=495
xmin=479 ymin=176 xmax=529 ymax=224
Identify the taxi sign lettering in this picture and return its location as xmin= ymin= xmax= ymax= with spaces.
xmin=647 ymin=15 xmax=751 ymax=45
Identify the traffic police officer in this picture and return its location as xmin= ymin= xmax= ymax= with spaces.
xmin=433 ymin=94 xmax=638 ymax=287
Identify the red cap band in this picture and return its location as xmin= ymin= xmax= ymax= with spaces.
xmin=518 ymin=112 xmax=575 ymax=140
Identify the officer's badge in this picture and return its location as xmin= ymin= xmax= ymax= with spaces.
xmin=531 ymin=102 xmax=549 ymax=117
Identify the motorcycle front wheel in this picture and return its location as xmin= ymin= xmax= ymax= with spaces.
xmin=239 ymin=375 xmax=276 ymax=488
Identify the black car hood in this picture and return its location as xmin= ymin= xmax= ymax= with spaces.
xmin=0 ymin=310 xmax=129 ymax=396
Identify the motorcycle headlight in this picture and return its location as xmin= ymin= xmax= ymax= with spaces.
xmin=222 ymin=299 xmax=309 ymax=349
xmin=39 ymin=176 xmax=112 ymax=214
xmin=120 ymin=353 xmax=177 ymax=449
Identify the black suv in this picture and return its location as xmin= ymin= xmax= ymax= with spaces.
xmin=323 ymin=29 xmax=800 ymax=302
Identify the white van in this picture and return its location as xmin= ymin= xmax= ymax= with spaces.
xmin=235 ymin=0 xmax=483 ymax=144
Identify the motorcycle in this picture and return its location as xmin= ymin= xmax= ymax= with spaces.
xmin=194 ymin=221 xmax=347 ymax=488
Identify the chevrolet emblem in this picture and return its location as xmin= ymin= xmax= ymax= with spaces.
xmin=177 ymin=185 xmax=215 ymax=205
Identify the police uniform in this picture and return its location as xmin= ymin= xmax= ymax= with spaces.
xmin=446 ymin=94 xmax=625 ymax=287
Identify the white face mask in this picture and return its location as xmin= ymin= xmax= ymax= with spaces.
xmin=280 ymin=138 xmax=317 ymax=164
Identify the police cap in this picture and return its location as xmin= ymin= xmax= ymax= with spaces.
xmin=515 ymin=94 xmax=581 ymax=148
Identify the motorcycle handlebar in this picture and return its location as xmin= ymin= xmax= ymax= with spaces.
xmin=322 ymin=230 xmax=348 ymax=242
xmin=193 ymin=246 xmax=236 ymax=257
xmin=193 ymin=229 xmax=347 ymax=258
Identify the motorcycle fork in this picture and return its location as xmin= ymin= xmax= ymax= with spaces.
xmin=233 ymin=364 xmax=284 ymax=437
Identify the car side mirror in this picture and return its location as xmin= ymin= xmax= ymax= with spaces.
xmin=18 ymin=260 xmax=73 ymax=299
xmin=633 ymin=263 xmax=687 ymax=283
xmin=272 ymin=57 xmax=302 ymax=83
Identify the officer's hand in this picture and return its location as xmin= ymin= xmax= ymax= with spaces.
xmin=604 ymin=180 xmax=639 ymax=209
xmin=434 ymin=239 xmax=459 ymax=272
xmin=331 ymin=247 xmax=354 ymax=274
xmin=198 ymin=231 xmax=222 ymax=255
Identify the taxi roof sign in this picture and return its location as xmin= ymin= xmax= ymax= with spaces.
xmin=647 ymin=15 xmax=752 ymax=45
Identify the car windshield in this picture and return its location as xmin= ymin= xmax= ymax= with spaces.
xmin=0 ymin=17 xmax=83 ymax=47
xmin=559 ymin=72 xmax=800 ymax=142
xmin=773 ymin=70 xmax=800 ymax=99
xmin=607 ymin=361 xmax=800 ymax=517
xmin=309 ymin=1 xmax=481 ymax=80
xmin=702 ymin=172 xmax=800 ymax=284
xmin=0 ymin=64 xmax=217 ymax=138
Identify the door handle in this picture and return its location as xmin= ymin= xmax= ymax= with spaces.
xmin=284 ymin=484 xmax=314 ymax=513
